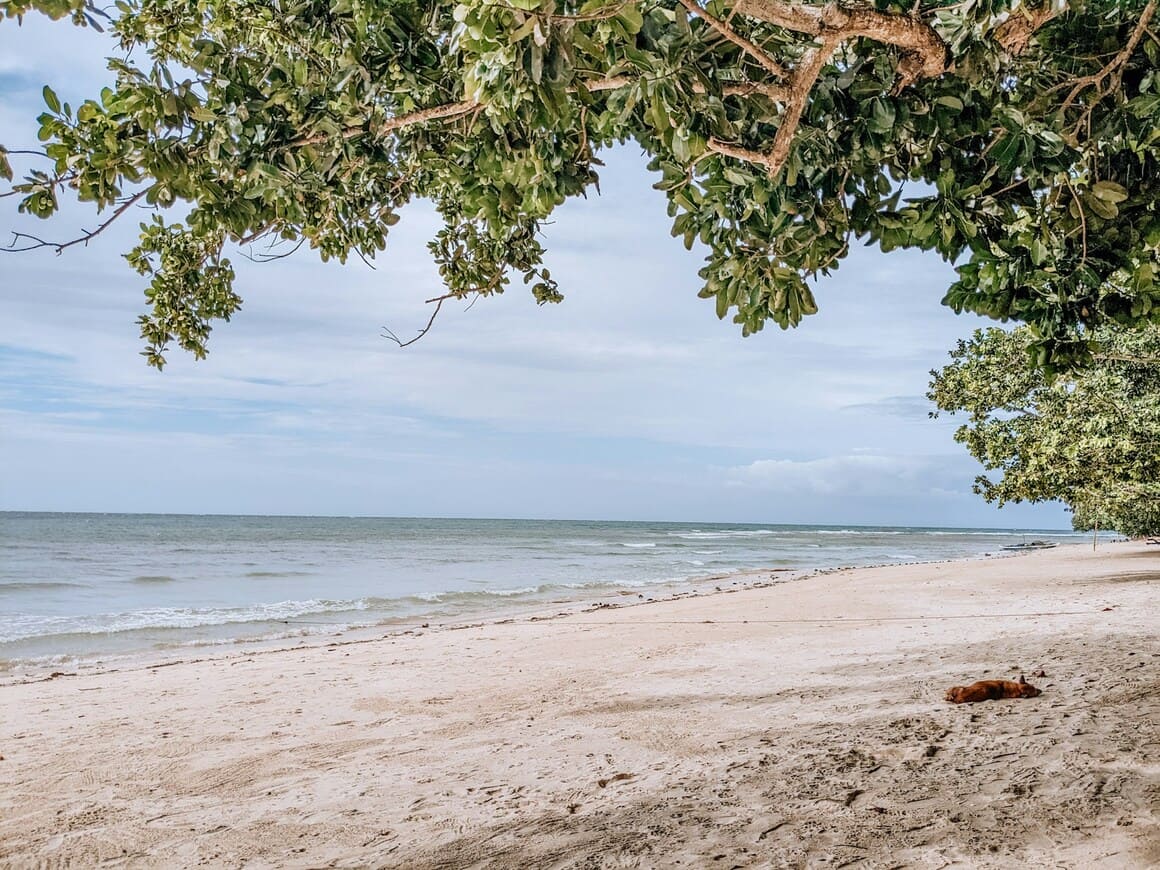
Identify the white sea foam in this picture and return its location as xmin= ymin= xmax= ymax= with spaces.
xmin=670 ymin=530 xmax=777 ymax=540
xmin=0 ymin=598 xmax=368 ymax=644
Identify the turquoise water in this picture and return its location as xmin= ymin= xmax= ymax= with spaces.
xmin=0 ymin=512 xmax=1082 ymax=668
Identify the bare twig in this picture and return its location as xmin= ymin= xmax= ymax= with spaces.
xmin=238 ymin=237 xmax=305 ymax=263
xmin=236 ymin=224 xmax=275 ymax=246
xmin=3 ymin=190 xmax=147 ymax=254
xmin=382 ymin=295 xmax=452 ymax=348
xmin=352 ymin=246 xmax=377 ymax=270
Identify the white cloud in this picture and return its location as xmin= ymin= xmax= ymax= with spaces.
xmin=727 ymin=452 xmax=960 ymax=497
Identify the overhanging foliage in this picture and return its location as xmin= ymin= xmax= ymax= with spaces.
xmin=2 ymin=0 xmax=1158 ymax=367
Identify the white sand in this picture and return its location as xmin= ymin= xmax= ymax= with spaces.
xmin=1 ymin=542 xmax=1157 ymax=868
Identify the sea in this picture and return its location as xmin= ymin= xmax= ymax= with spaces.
xmin=0 ymin=512 xmax=1086 ymax=672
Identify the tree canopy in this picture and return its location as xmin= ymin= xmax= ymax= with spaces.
xmin=2 ymin=0 xmax=1159 ymax=367
xmin=928 ymin=324 xmax=1160 ymax=538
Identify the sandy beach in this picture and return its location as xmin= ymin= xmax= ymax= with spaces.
xmin=1 ymin=542 xmax=1156 ymax=868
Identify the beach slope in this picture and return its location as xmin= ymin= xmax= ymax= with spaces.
xmin=1 ymin=543 xmax=1157 ymax=868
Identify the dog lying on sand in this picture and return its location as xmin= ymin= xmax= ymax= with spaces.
xmin=945 ymin=675 xmax=1042 ymax=704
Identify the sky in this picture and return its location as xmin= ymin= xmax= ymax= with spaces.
xmin=0 ymin=15 xmax=1070 ymax=528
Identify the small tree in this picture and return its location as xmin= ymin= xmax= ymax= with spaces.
xmin=928 ymin=324 xmax=1160 ymax=537
xmin=3 ymin=1 xmax=1159 ymax=366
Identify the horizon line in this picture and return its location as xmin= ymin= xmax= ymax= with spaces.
xmin=0 ymin=509 xmax=1076 ymax=533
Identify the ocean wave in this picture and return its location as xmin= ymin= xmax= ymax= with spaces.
xmin=0 ymin=580 xmax=88 ymax=593
xmin=130 ymin=575 xmax=177 ymax=584
xmin=669 ymin=529 xmax=777 ymax=540
xmin=403 ymin=584 xmax=563 ymax=604
xmin=621 ymin=542 xmax=657 ymax=548
xmin=0 ymin=598 xmax=369 ymax=644
xmin=922 ymin=530 xmax=1077 ymax=537
xmin=814 ymin=529 xmax=902 ymax=535
xmin=243 ymin=570 xmax=315 ymax=578
xmin=396 ymin=571 xmax=716 ymax=607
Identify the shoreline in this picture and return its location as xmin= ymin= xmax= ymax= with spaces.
xmin=3 ymin=545 xmax=1051 ymax=687
xmin=1 ymin=516 xmax=1091 ymax=680
xmin=1 ymin=541 xmax=1156 ymax=867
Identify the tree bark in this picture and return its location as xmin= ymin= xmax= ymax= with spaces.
xmin=735 ymin=0 xmax=948 ymax=84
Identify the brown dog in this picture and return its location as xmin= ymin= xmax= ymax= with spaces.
xmin=945 ymin=674 xmax=1042 ymax=704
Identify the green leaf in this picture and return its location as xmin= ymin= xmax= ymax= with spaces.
xmin=1084 ymin=192 xmax=1118 ymax=220
xmin=870 ymin=98 xmax=895 ymax=132
xmin=615 ymin=4 xmax=643 ymax=34
xmin=42 ymin=85 xmax=61 ymax=114
xmin=1090 ymin=181 xmax=1128 ymax=204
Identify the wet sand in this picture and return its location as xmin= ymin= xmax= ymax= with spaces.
xmin=1 ymin=541 xmax=1157 ymax=868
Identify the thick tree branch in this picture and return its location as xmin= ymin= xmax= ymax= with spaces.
xmin=993 ymin=1 xmax=1060 ymax=56
xmin=735 ymin=0 xmax=947 ymax=84
xmin=766 ymin=32 xmax=841 ymax=175
xmin=702 ymin=1 xmax=950 ymax=177
xmin=707 ymin=136 xmax=780 ymax=172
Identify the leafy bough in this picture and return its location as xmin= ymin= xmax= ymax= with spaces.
xmin=2 ymin=0 xmax=1158 ymax=368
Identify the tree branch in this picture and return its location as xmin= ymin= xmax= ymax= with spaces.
xmin=721 ymin=81 xmax=788 ymax=101
xmin=289 ymin=74 xmax=643 ymax=149
xmin=288 ymin=72 xmax=789 ymax=154
xmin=382 ymin=295 xmax=448 ymax=348
xmin=735 ymin=0 xmax=947 ymax=85
xmin=707 ymin=136 xmax=780 ymax=172
xmin=767 ymin=32 xmax=841 ymax=175
xmin=289 ymin=100 xmax=478 ymax=148
xmin=3 ymin=189 xmax=147 ymax=254
xmin=676 ymin=0 xmax=788 ymax=79
xmin=697 ymin=2 xmax=951 ymax=177
xmin=993 ymin=1 xmax=1060 ymax=57
xmin=1059 ymin=0 xmax=1156 ymax=122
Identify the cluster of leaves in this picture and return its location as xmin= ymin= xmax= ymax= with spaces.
xmin=928 ymin=324 xmax=1160 ymax=537
xmin=2 ymin=0 xmax=1159 ymax=366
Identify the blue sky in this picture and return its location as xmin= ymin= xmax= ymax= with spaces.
xmin=0 ymin=15 xmax=1070 ymax=527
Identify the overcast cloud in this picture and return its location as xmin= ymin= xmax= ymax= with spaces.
xmin=0 ymin=16 xmax=1069 ymax=527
